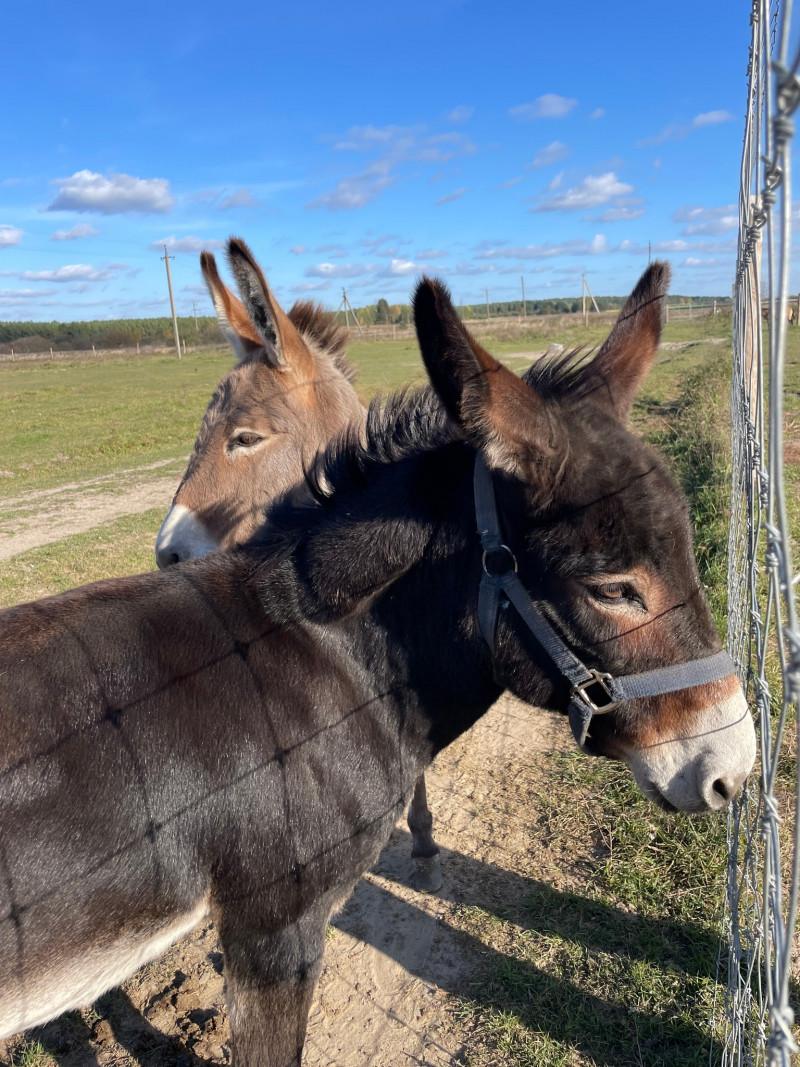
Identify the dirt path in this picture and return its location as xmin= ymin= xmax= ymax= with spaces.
xmin=0 ymin=459 xmax=186 ymax=561
xmin=0 ymin=694 xmax=568 ymax=1067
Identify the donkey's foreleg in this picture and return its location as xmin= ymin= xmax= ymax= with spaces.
xmin=219 ymin=901 xmax=328 ymax=1067
xmin=407 ymin=773 xmax=442 ymax=893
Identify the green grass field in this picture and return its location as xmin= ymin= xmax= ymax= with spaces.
xmin=0 ymin=310 xmax=789 ymax=1066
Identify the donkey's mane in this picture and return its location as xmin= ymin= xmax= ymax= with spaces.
xmin=301 ymin=346 xmax=603 ymax=509
xmin=288 ymin=301 xmax=356 ymax=383
xmin=259 ymin=344 xmax=609 ymax=554
xmin=305 ymin=386 xmax=455 ymax=506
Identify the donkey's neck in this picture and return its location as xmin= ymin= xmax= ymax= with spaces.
xmin=286 ymin=442 xmax=506 ymax=752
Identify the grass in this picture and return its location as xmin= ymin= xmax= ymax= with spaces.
xmin=0 ymin=510 xmax=162 ymax=608
xmin=0 ymin=348 xmax=232 ymax=495
xmin=448 ymin=755 xmax=731 ymax=1067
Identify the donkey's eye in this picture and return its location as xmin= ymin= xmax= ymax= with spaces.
xmin=596 ymin=583 xmax=624 ymax=600
xmin=588 ymin=582 xmax=644 ymax=609
xmin=230 ymin=432 xmax=263 ymax=450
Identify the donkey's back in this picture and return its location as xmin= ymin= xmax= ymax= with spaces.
xmin=0 ymin=561 xmax=413 ymax=1044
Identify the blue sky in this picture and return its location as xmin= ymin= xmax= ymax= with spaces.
xmin=1 ymin=1 xmax=755 ymax=321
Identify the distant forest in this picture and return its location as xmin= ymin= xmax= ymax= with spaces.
xmin=0 ymin=294 xmax=731 ymax=352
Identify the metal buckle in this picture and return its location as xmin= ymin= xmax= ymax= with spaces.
xmin=481 ymin=544 xmax=518 ymax=577
xmin=571 ymin=670 xmax=619 ymax=714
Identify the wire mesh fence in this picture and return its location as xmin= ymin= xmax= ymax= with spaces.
xmin=721 ymin=1 xmax=800 ymax=1063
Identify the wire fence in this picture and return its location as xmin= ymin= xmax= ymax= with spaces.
xmin=721 ymin=1 xmax=800 ymax=1063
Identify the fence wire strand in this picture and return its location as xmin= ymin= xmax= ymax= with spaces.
xmin=722 ymin=1 xmax=800 ymax=1062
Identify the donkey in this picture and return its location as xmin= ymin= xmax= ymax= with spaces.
xmin=156 ymin=238 xmax=444 ymax=892
xmin=0 ymin=266 xmax=756 ymax=1066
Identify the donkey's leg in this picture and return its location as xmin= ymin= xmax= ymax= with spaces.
xmin=407 ymin=773 xmax=442 ymax=892
xmin=219 ymin=901 xmax=329 ymax=1067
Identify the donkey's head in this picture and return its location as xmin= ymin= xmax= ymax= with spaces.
xmin=414 ymin=267 xmax=756 ymax=812
xmin=156 ymin=238 xmax=365 ymax=567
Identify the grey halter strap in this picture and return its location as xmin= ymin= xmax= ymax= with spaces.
xmin=473 ymin=455 xmax=736 ymax=749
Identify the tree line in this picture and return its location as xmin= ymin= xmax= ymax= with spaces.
xmin=340 ymin=294 xmax=731 ymax=326
xmin=0 ymin=317 xmax=225 ymax=353
xmin=0 ymin=293 xmax=731 ymax=351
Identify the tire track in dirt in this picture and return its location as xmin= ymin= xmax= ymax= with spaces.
xmin=0 ymin=459 xmax=186 ymax=561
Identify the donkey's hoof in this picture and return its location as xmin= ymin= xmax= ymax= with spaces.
xmin=412 ymin=855 xmax=443 ymax=893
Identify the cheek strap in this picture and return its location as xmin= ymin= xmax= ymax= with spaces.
xmin=473 ymin=455 xmax=736 ymax=748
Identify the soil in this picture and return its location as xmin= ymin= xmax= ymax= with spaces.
xmin=0 ymin=460 xmax=183 ymax=561
xmin=0 ymin=695 xmax=569 ymax=1067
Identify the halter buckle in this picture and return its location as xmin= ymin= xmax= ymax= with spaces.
xmin=571 ymin=670 xmax=620 ymax=714
xmin=481 ymin=544 xmax=518 ymax=577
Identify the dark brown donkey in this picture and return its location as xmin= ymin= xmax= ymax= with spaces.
xmin=156 ymin=237 xmax=444 ymax=892
xmin=0 ymin=267 xmax=755 ymax=1066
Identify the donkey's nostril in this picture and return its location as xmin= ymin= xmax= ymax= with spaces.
xmin=712 ymin=777 xmax=733 ymax=803
xmin=156 ymin=549 xmax=181 ymax=570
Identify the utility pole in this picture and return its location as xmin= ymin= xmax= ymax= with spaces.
xmin=161 ymin=246 xmax=181 ymax=360
xmin=582 ymin=274 xmax=587 ymax=326
xmin=521 ymin=276 xmax=526 ymax=317
xmin=648 ymin=241 xmax=651 ymax=264
xmin=192 ymin=301 xmax=198 ymax=333
xmin=584 ymin=274 xmax=600 ymax=316
xmin=485 ymin=288 xmax=490 ymax=321
xmin=336 ymin=288 xmax=364 ymax=336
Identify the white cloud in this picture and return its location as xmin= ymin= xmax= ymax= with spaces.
xmin=148 ymin=236 xmax=223 ymax=254
xmin=0 ymin=288 xmax=56 ymax=305
xmin=290 ymin=280 xmax=331 ymax=292
xmin=583 ymin=199 xmax=645 ymax=222
xmin=305 ymin=262 xmax=372 ymax=279
xmin=8 ymin=263 xmax=126 ymax=283
xmin=589 ymin=108 xmax=605 ymax=120
xmin=547 ymin=171 xmax=564 ymax=190
xmin=497 ymin=177 xmax=522 ymax=189
xmin=185 ymin=188 xmax=221 ymax=203
xmin=531 ymin=172 xmax=634 ymax=212
xmin=638 ymin=110 xmax=734 ymax=147
xmin=360 ymin=233 xmax=405 ymax=249
xmin=673 ymin=204 xmax=737 ymax=236
xmin=446 ymin=106 xmax=474 ymax=124
xmin=415 ymin=248 xmax=449 ymax=259
xmin=50 ymin=224 xmax=100 ymax=241
xmin=0 ymin=225 xmax=23 ymax=248
xmin=530 ymin=141 xmax=570 ymax=169
xmin=308 ymin=164 xmax=394 ymax=211
xmin=381 ymin=258 xmax=417 ymax=276
xmin=48 ymin=170 xmax=174 ymax=214
xmin=436 ymin=187 xmax=468 ymax=205
xmin=309 ymin=125 xmax=475 ymax=212
xmin=618 ymin=238 xmax=732 ymax=255
xmin=447 ymin=261 xmax=498 ymax=276
xmin=509 ymin=94 xmax=578 ymax=120
xmin=290 ymin=244 xmax=308 ymax=255
xmin=476 ymin=236 xmax=609 ymax=260
xmin=692 ymin=110 xmax=734 ymax=128
xmin=218 ymin=188 xmax=259 ymax=210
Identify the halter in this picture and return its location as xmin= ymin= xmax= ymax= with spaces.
xmin=473 ymin=456 xmax=736 ymax=748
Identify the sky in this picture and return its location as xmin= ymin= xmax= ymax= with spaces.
xmin=0 ymin=1 xmax=768 ymax=322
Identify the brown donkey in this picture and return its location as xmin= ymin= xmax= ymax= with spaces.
xmin=157 ymin=237 xmax=444 ymax=891
xmin=0 ymin=267 xmax=755 ymax=1065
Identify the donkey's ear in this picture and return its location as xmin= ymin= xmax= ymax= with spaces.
xmin=200 ymin=250 xmax=265 ymax=364
xmin=582 ymin=261 xmax=671 ymax=422
xmin=413 ymin=277 xmax=563 ymax=479
xmin=224 ymin=237 xmax=316 ymax=377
